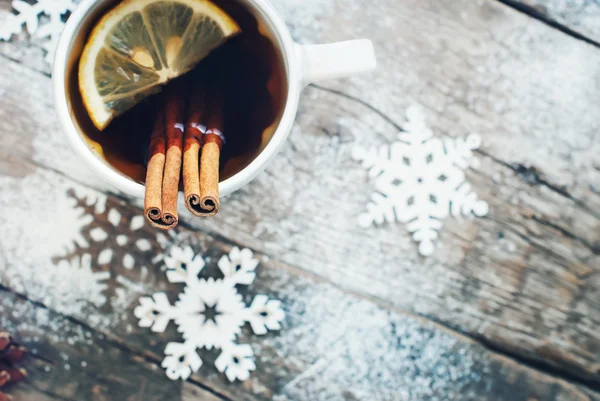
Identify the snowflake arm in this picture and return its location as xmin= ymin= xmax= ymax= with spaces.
xmin=134 ymin=292 xmax=174 ymax=333
xmin=443 ymin=134 xmax=482 ymax=169
xmin=406 ymin=216 xmax=443 ymax=256
xmin=246 ymin=295 xmax=285 ymax=335
xmin=215 ymin=344 xmax=256 ymax=382
xmin=218 ymin=246 xmax=257 ymax=285
xmin=400 ymin=105 xmax=434 ymax=144
xmin=450 ymin=182 xmax=490 ymax=218
xmin=358 ymin=192 xmax=397 ymax=228
xmin=162 ymin=342 xmax=202 ymax=381
xmin=352 ymin=144 xmax=393 ymax=179
xmin=0 ymin=1 xmax=42 ymax=40
xmin=164 ymin=246 xmax=205 ymax=283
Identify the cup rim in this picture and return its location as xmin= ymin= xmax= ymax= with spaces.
xmin=53 ymin=0 xmax=301 ymax=198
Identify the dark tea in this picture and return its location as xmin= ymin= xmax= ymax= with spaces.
xmin=70 ymin=0 xmax=288 ymax=184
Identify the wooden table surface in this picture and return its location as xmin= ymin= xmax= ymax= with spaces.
xmin=0 ymin=0 xmax=599 ymax=400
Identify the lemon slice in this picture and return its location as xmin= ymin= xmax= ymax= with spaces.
xmin=79 ymin=0 xmax=241 ymax=130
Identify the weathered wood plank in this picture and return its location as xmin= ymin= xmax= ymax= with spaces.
xmin=0 ymin=0 xmax=599 ymax=386
xmin=182 ymin=383 xmax=224 ymax=401
xmin=1 ymin=186 xmax=599 ymax=401
xmin=501 ymin=0 xmax=600 ymax=45
xmin=9 ymin=386 xmax=63 ymax=401
xmin=0 ymin=291 xmax=223 ymax=401
xmin=0 ymin=0 xmax=599 ymax=394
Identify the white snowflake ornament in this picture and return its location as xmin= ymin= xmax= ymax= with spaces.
xmin=0 ymin=0 xmax=78 ymax=64
xmin=353 ymin=106 xmax=489 ymax=256
xmin=134 ymin=246 xmax=285 ymax=382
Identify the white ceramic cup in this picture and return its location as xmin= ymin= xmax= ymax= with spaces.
xmin=54 ymin=0 xmax=377 ymax=198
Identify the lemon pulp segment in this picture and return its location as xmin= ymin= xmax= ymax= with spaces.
xmin=79 ymin=0 xmax=241 ymax=130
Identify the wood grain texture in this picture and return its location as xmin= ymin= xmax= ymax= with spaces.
xmin=0 ymin=180 xmax=598 ymax=401
xmin=0 ymin=0 xmax=598 ymax=399
xmin=503 ymin=0 xmax=600 ymax=44
xmin=0 ymin=290 xmax=220 ymax=401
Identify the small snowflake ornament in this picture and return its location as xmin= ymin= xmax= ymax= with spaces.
xmin=0 ymin=0 xmax=78 ymax=64
xmin=135 ymin=246 xmax=285 ymax=382
xmin=353 ymin=105 xmax=489 ymax=256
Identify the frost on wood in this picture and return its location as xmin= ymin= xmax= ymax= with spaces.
xmin=353 ymin=106 xmax=489 ymax=256
xmin=51 ymin=254 xmax=110 ymax=308
xmin=0 ymin=184 xmax=110 ymax=315
xmin=55 ymin=189 xmax=171 ymax=311
xmin=135 ymin=246 xmax=285 ymax=382
xmin=0 ymin=0 xmax=78 ymax=64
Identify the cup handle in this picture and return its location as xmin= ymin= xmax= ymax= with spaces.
xmin=297 ymin=39 xmax=377 ymax=87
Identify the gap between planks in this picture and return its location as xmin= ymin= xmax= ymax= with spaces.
xmin=495 ymin=0 xmax=600 ymax=49
xmin=2 ymin=170 xmax=600 ymax=401
xmin=0 ymin=284 xmax=234 ymax=401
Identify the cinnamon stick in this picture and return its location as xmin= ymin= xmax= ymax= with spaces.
xmin=144 ymin=104 xmax=166 ymax=228
xmin=199 ymin=87 xmax=224 ymax=216
xmin=183 ymin=79 xmax=206 ymax=216
xmin=161 ymin=84 xmax=185 ymax=229
xmin=183 ymin=76 xmax=224 ymax=217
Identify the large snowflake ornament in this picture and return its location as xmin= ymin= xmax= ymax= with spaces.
xmin=353 ymin=106 xmax=489 ymax=256
xmin=0 ymin=0 xmax=78 ymax=64
xmin=135 ymin=246 xmax=285 ymax=382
